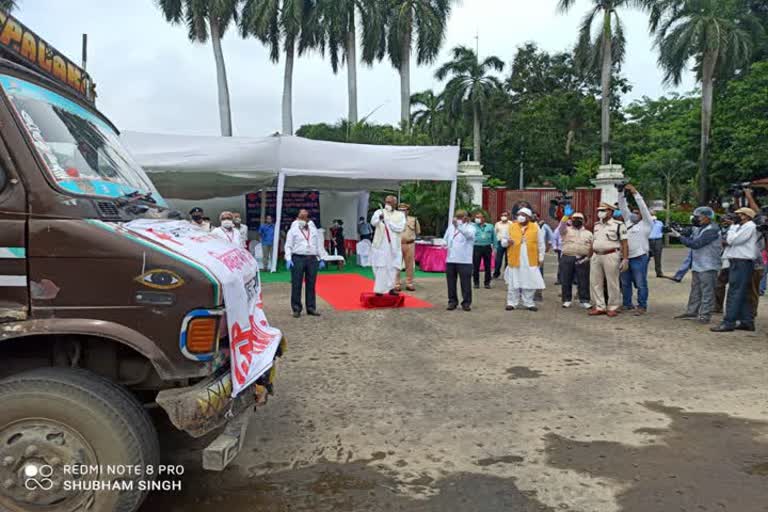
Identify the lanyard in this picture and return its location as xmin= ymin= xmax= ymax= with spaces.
xmin=301 ymin=227 xmax=311 ymax=247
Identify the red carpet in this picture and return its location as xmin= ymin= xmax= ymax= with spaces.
xmin=315 ymin=274 xmax=433 ymax=311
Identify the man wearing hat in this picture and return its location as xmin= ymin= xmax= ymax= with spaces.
xmin=712 ymin=207 xmax=760 ymax=332
xmin=500 ymin=207 xmax=546 ymax=311
xmin=671 ymin=206 xmax=722 ymax=324
xmin=395 ymin=203 xmax=420 ymax=292
xmin=557 ymin=209 xmax=593 ymax=309
xmin=189 ymin=207 xmax=211 ymax=231
xmin=589 ymin=203 xmax=629 ymax=317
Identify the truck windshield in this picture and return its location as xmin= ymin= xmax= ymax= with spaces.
xmin=0 ymin=74 xmax=166 ymax=206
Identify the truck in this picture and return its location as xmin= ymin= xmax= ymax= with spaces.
xmin=0 ymin=12 xmax=285 ymax=512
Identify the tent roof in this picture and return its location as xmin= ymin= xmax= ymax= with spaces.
xmin=122 ymin=131 xmax=459 ymax=200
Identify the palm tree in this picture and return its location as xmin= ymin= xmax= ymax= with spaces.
xmin=378 ymin=0 xmax=453 ymax=130
xmin=318 ymin=0 xmax=384 ymax=124
xmin=241 ymin=0 xmax=319 ymax=135
xmin=0 ymin=1 xmax=18 ymax=11
xmin=649 ymin=0 xmax=765 ymax=201
xmin=558 ymin=0 xmax=648 ymax=165
xmin=157 ymin=0 xmax=239 ymax=137
xmin=410 ymin=89 xmax=444 ymax=143
xmin=435 ymin=46 xmax=504 ymax=163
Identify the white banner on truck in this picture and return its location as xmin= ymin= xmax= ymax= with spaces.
xmin=123 ymin=219 xmax=282 ymax=397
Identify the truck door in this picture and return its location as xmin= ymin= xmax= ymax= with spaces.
xmin=0 ymin=140 xmax=28 ymax=322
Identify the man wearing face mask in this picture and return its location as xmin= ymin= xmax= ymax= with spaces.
xmin=233 ymin=212 xmax=248 ymax=250
xmin=617 ymin=184 xmax=654 ymax=315
xmin=670 ymin=207 xmax=722 ymax=324
xmin=493 ymin=212 xmax=511 ymax=279
xmin=189 ymin=207 xmax=211 ymax=231
xmin=444 ymin=210 xmax=476 ymax=311
xmin=396 ymin=203 xmax=420 ymax=292
xmin=285 ymin=210 xmax=328 ymax=317
xmin=212 ymin=211 xmax=242 ymax=247
xmin=501 ymin=208 xmax=546 ymax=311
xmin=589 ymin=203 xmax=629 ymax=317
xmin=558 ymin=210 xmax=593 ymax=309
xmin=472 ymin=212 xmax=496 ymax=289
xmin=370 ymin=196 xmax=407 ymax=295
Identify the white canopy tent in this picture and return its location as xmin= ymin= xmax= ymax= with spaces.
xmin=122 ymin=131 xmax=460 ymax=271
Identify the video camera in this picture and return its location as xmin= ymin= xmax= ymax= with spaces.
xmin=663 ymin=222 xmax=694 ymax=238
xmin=727 ymin=182 xmax=753 ymax=199
xmin=615 ymin=179 xmax=630 ymax=194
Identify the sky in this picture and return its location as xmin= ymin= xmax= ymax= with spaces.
xmin=20 ymin=0 xmax=695 ymax=137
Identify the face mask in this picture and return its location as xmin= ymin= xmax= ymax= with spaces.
xmin=572 ymin=220 xmax=583 ymax=228
xmin=517 ymin=216 xmax=527 ymax=223
xmin=501 ymin=216 xmax=508 ymax=222
xmin=298 ymin=220 xmax=307 ymax=228
xmin=234 ymin=220 xmax=241 ymax=227
xmin=221 ymin=220 xmax=234 ymax=230
xmin=456 ymin=219 xmax=463 ymax=225
xmin=613 ymin=210 xmax=622 ymax=219
xmin=597 ymin=211 xmax=608 ymax=220
xmin=630 ymin=214 xmax=641 ymax=224
xmin=385 ymin=205 xmax=393 ymax=212
xmin=192 ymin=215 xmax=202 ymax=222
xmin=474 ymin=218 xmax=482 ymax=224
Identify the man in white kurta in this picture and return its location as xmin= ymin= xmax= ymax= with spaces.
xmin=501 ymin=208 xmax=546 ymax=311
xmin=370 ymin=195 xmax=406 ymax=294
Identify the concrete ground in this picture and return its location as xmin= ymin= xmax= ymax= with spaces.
xmin=143 ymin=248 xmax=768 ymax=512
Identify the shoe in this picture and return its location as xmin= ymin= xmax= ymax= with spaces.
xmin=672 ymin=277 xmax=683 ymax=283
xmin=307 ymin=310 xmax=321 ymax=317
xmin=389 ymin=290 xmax=400 ymax=296
xmin=735 ymin=323 xmax=756 ymax=332
xmin=462 ymin=305 xmax=472 ymax=312
xmin=292 ymin=311 xmax=301 ymax=318
xmin=710 ymin=324 xmax=735 ymax=332
xmin=580 ymin=302 xmax=592 ymax=310
xmin=484 ymin=284 xmax=492 ymax=289
xmin=505 ymin=305 xmax=516 ymax=311
xmin=656 ymin=273 xmax=665 ymax=278
xmin=562 ymin=302 xmax=572 ymax=308
xmin=589 ymin=308 xmax=606 ymax=316
xmin=527 ymin=306 xmax=538 ymax=312
xmin=697 ymin=317 xmax=711 ymax=324
xmin=555 ymin=281 xmax=561 ymax=286
xmin=447 ymin=304 xmax=458 ymax=311
xmin=473 ymin=283 xmax=480 ymax=289
xmin=606 ymin=310 xmax=619 ymax=318
xmin=675 ymin=314 xmax=697 ymax=320
xmin=634 ymin=308 xmax=647 ymax=316
xmin=406 ymin=285 xmax=416 ymax=291
xmin=534 ymin=293 xmax=543 ymax=302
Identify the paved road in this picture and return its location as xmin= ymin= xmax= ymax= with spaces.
xmin=143 ymin=249 xmax=768 ymax=512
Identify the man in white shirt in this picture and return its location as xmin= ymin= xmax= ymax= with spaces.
xmin=233 ymin=212 xmax=249 ymax=250
xmin=492 ymin=211 xmax=511 ymax=279
xmin=211 ymin=211 xmax=241 ymax=247
xmin=370 ymin=196 xmax=406 ymax=295
xmin=284 ymin=209 xmax=328 ymax=318
xmin=712 ymin=207 xmax=759 ymax=332
xmin=444 ymin=210 xmax=475 ymax=311
xmin=617 ymin=184 xmax=654 ymax=315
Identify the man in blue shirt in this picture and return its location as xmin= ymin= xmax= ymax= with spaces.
xmin=472 ymin=212 xmax=496 ymax=289
xmin=258 ymin=215 xmax=276 ymax=270
xmin=649 ymin=215 xmax=665 ymax=277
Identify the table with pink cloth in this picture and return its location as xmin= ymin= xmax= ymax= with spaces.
xmin=415 ymin=244 xmax=495 ymax=273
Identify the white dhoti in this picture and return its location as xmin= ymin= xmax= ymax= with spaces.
xmin=370 ymin=209 xmax=406 ymax=294
xmin=373 ymin=265 xmax=398 ymax=294
xmin=505 ymin=242 xmax=545 ymax=307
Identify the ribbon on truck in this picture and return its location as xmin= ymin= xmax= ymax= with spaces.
xmin=123 ymin=219 xmax=282 ymax=398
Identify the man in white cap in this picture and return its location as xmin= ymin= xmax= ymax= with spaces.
xmin=711 ymin=207 xmax=759 ymax=332
xmin=500 ymin=207 xmax=546 ymax=311
xmin=370 ymin=195 xmax=406 ymax=295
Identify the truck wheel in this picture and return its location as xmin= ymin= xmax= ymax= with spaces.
xmin=0 ymin=367 xmax=160 ymax=512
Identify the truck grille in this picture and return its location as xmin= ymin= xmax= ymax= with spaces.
xmin=96 ymin=201 xmax=120 ymax=220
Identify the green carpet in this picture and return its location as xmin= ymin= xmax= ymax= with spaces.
xmin=260 ymin=259 xmax=443 ymax=284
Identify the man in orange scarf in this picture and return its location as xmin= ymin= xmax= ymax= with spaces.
xmin=500 ymin=208 xmax=546 ymax=311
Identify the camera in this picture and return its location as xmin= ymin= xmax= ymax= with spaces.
xmin=549 ymin=191 xmax=573 ymax=207
xmin=663 ymin=222 xmax=693 ymax=238
xmin=727 ymin=182 xmax=752 ymax=198
xmin=615 ymin=179 xmax=630 ymax=193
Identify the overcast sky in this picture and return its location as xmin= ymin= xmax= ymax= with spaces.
xmin=21 ymin=0 xmax=695 ymax=137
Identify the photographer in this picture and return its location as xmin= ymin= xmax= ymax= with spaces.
xmin=670 ymin=207 xmax=721 ymax=324
xmin=711 ymin=207 xmax=759 ymax=332
xmin=617 ymin=184 xmax=654 ymax=315
xmin=743 ymin=189 xmax=766 ymax=320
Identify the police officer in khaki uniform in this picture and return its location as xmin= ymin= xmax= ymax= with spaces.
xmin=396 ymin=203 xmax=421 ymax=291
xmin=589 ymin=203 xmax=629 ymax=317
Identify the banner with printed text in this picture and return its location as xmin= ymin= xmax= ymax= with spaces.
xmin=122 ymin=219 xmax=282 ymax=397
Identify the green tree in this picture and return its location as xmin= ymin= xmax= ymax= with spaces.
xmin=650 ymin=0 xmax=765 ymax=201
xmin=157 ymin=0 xmax=239 ymax=136
xmin=557 ymin=0 xmax=648 ymax=165
xmin=241 ymin=0 xmax=321 ymax=135
xmin=434 ymin=46 xmax=504 ymax=163
xmin=376 ymin=0 xmax=453 ymax=129
xmin=0 ymin=1 xmax=18 ymax=11
xmin=318 ymin=0 xmax=384 ymax=124
xmin=410 ymin=89 xmax=445 ymax=144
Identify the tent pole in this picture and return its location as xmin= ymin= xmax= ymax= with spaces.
xmin=448 ymin=177 xmax=458 ymax=224
xmin=271 ymin=172 xmax=286 ymax=273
